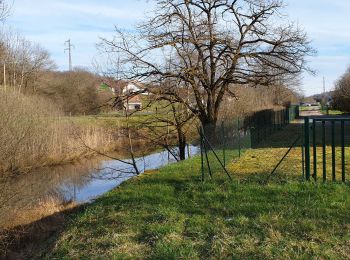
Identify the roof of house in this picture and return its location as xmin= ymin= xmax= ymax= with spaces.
xmin=128 ymin=95 xmax=142 ymax=104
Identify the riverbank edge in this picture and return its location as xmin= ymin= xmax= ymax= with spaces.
xmin=0 ymin=145 xmax=198 ymax=257
xmin=3 ymin=146 xmax=350 ymax=259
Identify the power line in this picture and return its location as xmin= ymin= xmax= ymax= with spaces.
xmin=64 ymin=39 xmax=74 ymax=71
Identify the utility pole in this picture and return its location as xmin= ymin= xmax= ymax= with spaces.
xmin=323 ymin=77 xmax=326 ymax=95
xmin=64 ymin=39 xmax=74 ymax=71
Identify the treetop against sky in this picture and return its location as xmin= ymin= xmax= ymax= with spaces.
xmin=7 ymin=0 xmax=350 ymax=96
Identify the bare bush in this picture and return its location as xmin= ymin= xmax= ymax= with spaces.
xmin=0 ymin=89 xmax=123 ymax=174
xmin=219 ymin=85 xmax=299 ymax=120
xmin=332 ymin=65 xmax=350 ymax=112
xmin=37 ymin=69 xmax=115 ymax=115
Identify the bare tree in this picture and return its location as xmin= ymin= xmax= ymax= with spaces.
xmin=100 ymin=0 xmax=314 ymax=136
xmin=140 ymin=96 xmax=195 ymax=161
xmin=0 ymin=0 xmax=10 ymax=22
xmin=332 ymin=65 xmax=350 ymax=112
xmin=0 ymin=28 xmax=56 ymax=93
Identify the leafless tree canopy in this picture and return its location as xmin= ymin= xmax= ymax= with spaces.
xmin=0 ymin=0 xmax=10 ymax=22
xmin=0 ymin=28 xmax=56 ymax=93
xmin=100 ymin=0 xmax=314 ymax=128
xmin=332 ymin=65 xmax=350 ymax=112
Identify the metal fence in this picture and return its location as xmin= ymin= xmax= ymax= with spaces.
xmin=303 ymin=117 xmax=350 ymax=182
xmin=199 ymin=106 xmax=299 ymax=180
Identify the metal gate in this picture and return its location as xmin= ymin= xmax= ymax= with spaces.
xmin=303 ymin=116 xmax=350 ymax=182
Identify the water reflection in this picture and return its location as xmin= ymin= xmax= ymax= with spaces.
xmin=0 ymin=146 xmax=198 ymax=228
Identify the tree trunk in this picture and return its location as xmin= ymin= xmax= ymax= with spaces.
xmin=177 ymin=128 xmax=186 ymax=161
xmin=201 ymin=114 xmax=218 ymax=144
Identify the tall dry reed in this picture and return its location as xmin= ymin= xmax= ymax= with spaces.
xmin=0 ymin=88 xmax=123 ymax=174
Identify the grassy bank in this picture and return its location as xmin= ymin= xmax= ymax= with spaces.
xmin=44 ymin=139 xmax=350 ymax=258
xmin=320 ymin=109 xmax=344 ymax=115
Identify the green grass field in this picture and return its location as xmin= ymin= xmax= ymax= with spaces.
xmin=321 ymin=109 xmax=344 ymax=115
xmin=65 ymin=113 xmax=153 ymax=129
xmin=44 ymin=122 xmax=350 ymax=259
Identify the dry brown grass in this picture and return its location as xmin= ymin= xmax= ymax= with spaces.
xmin=0 ymin=198 xmax=79 ymax=259
xmin=0 ymin=88 xmax=125 ymax=174
xmin=2 ymin=197 xmax=76 ymax=230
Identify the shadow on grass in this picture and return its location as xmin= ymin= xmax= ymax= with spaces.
xmin=250 ymin=115 xmax=350 ymax=150
xmin=0 ymin=204 xmax=86 ymax=260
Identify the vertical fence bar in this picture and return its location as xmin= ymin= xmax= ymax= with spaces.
xmin=238 ymin=118 xmax=241 ymax=158
xmin=264 ymin=113 xmax=267 ymax=139
xmin=269 ymin=110 xmax=273 ymax=135
xmin=281 ymin=110 xmax=284 ymax=127
xmin=296 ymin=105 xmax=300 ymax=118
xmin=280 ymin=110 xmax=283 ymax=128
xmin=257 ymin=116 xmax=260 ymax=143
xmin=221 ymin=121 xmax=226 ymax=167
xmin=304 ymin=117 xmax=311 ymax=181
xmin=331 ymin=121 xmax=336 ymax=182
xmin=313 ymin=120 xmax=317 ymax=181
xmin=201 ymin=126 xmax=213 ymax=179
xmin=284 ymin=109 xmax=287 ymax=125
xmin=278 ymin=110 xmax=281 ymax=129
xmin=301 ymin=143 xmax=305 ymax=179
xmin=322 ymin=121 xmax=327 ymax=182
xmin=200 ymin=128 xmax=204 ymax=181
xmin=341 ymin=120 xmax=345 ymax=182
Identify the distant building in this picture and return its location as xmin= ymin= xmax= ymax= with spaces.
xmin=126 ymin=95 xmax=142 ymax=110
xmin=98 ymin=79 xmax=147 ymax=111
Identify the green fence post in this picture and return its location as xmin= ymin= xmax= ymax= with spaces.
xmin=313 ymin=120 xmax=317 ymax=181
xmin=238 ymin=118 xmax=241 ymax=158
xmin=257 ymin=116 xmax=260 ymax=143
xmin=200 ymin=127 xmax=205 ymax=181
xmin=279 ymin=110 xmax=282 ymax=129
xmin=201 ymin=126 xmax=213 ymax=179
xmin=296 ymin=105 xmax=300 ymax=118
xmin=264 ymin=113 xmax=267 ymax=139
xmin=301 ymin=143 xmax=305 ymax=179
xmin=341 ymin=120 xmax=345 ymax=182
xmin=269 ymin=110 xmax=273 ymax=135
xmin=331 ymin=121 xmax=336 ymax=182
xmin=304 ymin=117 xmax=311 ymax=181
xmin=221 ymin=121 xmax=226 ymax=167
xmin=322 ymin=121 xmax=327 ymax=182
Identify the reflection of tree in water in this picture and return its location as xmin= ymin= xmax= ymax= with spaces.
xmin=0 ymin=146 xmax=199 ymax=229
xmin=0 ymin=159 xmax=102 ymax=229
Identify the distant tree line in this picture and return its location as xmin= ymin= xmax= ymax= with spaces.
xmin=0 ymin=28 xmax=114 ymax=115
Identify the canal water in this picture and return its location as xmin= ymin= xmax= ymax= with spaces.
xmin=0 ymin=146 xmax=199 ymax=229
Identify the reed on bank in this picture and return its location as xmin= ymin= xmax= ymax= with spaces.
xmin=0 ymin=89 xmax=126 ymax=174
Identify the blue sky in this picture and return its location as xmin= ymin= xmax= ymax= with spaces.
xmin=6 ymin=0 xmax=350 ymax=96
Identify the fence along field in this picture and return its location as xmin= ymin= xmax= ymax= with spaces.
xmin=200 ymin=105 xmax=350 ymax=184
xmin=303 ymin=116 xmax=350 ymax=182
xmin=199 ymin=106 xmax=300 ymax=180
